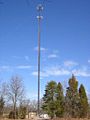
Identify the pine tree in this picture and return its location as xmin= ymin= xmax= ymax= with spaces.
xmin=79 ymin=84 xmax=89 ymax=117
xmin=65 ymin=75 xmax=80 ymax=117
xmin=55 ymin=82 xmax=64 ymax=117
xmin=42 ymin=81 xmax=57 ymax=118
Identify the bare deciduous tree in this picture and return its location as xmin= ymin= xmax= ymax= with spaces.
xmin=8 ymin=75 xmax=25 ymax=119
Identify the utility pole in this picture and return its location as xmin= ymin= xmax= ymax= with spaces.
xmin=37 ymin=4 xmax=43 ymax=116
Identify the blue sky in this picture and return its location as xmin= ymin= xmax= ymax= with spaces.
xmin=0 ymin=0 xmax=90 ymax=100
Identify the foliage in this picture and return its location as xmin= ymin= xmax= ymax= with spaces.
xmin=87 ymin=104 xmax=90 ymax=118
xmin=42 ymin=81 xmax=57 ymax=118
xmin=42 ymin=75 xmax=88 ymax=118
xmin=65 ymin=75 xmax=80 ymax=117
xmin=79 ymin=84 xmax=89 ymax=117
xmin=42 ymin=81 xmax=64 ymax=118
xmin=55 ymin=82 xmax=64 ymax=117
xmin=0 ymin=74 xmax=89 ymax=119
xmin=42 ymin=75 xmax=89 ymax=118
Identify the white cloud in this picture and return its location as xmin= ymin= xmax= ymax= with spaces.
xmin=72 ymin=69 xmax=90 ymax=77
xmin=12 ymin=56 xmax=21 ymax=59
xmin=64 ymin=61 xmax=78 ymax=67
xmin=16 ymin=65 xmax=31 ymax=69
xmin=12 ymin=56 xmax=30 ymax=62
xmin=32 ymin=71 xmax=49 ymax=77
xmin=53 ymin=50 xmax=59 ymax=54
xmin=32 ymin=67 xmax=70 ymax=78
xmin=46 ymin=67 xmax=70 ymax=76
xmin=32 ymin=63 xmax=90 ymax=78
xmin=0 ymin=65 xmax=32 ymax=72
xmin=0 ymin=66 xmax=12 ymax=72
xmin=27 ymin=92 xmax=38 ymax=100
xmin=0 ymin=66 xmax=10 ymax=69
xmin=48 ymin=54 xmax=58 ymax=58
xmin=24 ymin=56 xmax=30 ymax=61
xmin=34 ymin=47 xmax=47 ymax=52
xmin=88 ymin=60 xmax=90 ymax=63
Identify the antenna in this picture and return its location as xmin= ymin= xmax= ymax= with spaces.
xmin=37 ymin=4 xmax=43 ymax=116
xmin=25 ymin=0 xmax=50 ymax=8
xmin=25 ymin=0 xmax=50 ymax=115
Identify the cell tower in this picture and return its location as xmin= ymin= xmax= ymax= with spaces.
xmin=37 ymin=4 xmax=43 ymax=115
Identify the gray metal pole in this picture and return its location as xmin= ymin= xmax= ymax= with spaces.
xmin=38 ymin=16 xmax=40 ymax=116
xmin=37 ymin=4 xmax=43 ymax=116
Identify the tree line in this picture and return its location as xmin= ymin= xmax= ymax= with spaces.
xmin=0 ymin=74 xmax=90 ymax=119
xmin=42 ymin=75 xmax=89 ymax=118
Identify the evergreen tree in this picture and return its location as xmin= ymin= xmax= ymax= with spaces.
xmin=79 ymin=84 xmax=89 ymax=117
xmin=87 ymin=104 xmax=90 ymax=118
xmin=55 ymin=82 xmax=64 ymax=117
xmin=65 ymin=75 xmax=80 ymax=117
xmin=42 ymin=81 xmax=57 ymax=118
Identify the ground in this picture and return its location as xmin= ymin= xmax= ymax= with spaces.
xmin=1 ymin=118 xmax=90 ymax=120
